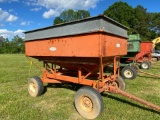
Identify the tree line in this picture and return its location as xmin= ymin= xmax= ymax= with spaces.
xmin=0 ymin=36 xmax=24 ymax=54
xmin=0 ymin=1 xmax=160 ymax=54
xmin=103 ymin=2 xmax=160 ymax=42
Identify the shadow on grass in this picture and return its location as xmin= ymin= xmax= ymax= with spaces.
xmin=102 ymin=93 xmax=160 ymax=115
xmin=42 ymin=83 xmax=160 ymax=115
xmin=42 ymin=83 xmax=82 ymax=95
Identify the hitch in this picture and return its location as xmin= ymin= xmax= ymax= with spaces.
xmin=109 ymin=87 xmax=160 ymax=111
xmin=117 ymin=89 xmax=160 ymax=111
xmin=138 ymin=70 xmax=160 ymax=78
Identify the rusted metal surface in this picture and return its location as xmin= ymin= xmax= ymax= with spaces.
xmin=140 ymin=42 xmax=153 ymax=53
xmin=135 ymin=42 xmax=152 ymax=62
xmin=25 ymin=32 xmax=127 ymax=58
xmin=40 ymin=56 xmax=119 ymax=88
xmin=24 ymin=15 xmax=128 ymax=61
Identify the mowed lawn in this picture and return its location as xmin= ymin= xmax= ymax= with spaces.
xmin=0 ymin=54 xmax=160 ymax=120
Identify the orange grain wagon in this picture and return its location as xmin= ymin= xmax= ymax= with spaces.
xmin=24 ymin=15 xmax=160 ymax=119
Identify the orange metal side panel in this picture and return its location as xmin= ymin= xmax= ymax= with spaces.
xmin=25 ymin=33 xmax=127 ymax=57
xmin=101 ymin=34 xmax=127 ymax=56
xmin=25 ymin=33 xmax=100 ymax=57
xmin=140 ymin=42 xmax=153 ymax=52
xmin=135 ymin=42 xmax=152 ymax=60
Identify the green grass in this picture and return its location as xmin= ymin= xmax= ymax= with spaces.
xmin=0 ymin=54 xmax=160 ymax=120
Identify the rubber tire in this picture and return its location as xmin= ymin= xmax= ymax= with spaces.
xmin=131 ymin=65 xmax=139 ymax=71
xmin=121 ymin=66 xmax=137 ymax=80
xmin=140 ymin=62 xmax=150 ymax=70
xmin=115 ymin=76 xmax=126 ymax=91
xmin=148 ymin=61 xmax=152 ymax=67
xmin=75 ymin=86 xmax=104 ymax=119
xmin=28 ymin=76 xmax=44 ymax=97
xmin=151 ymin=57 xmax=158 ymax=62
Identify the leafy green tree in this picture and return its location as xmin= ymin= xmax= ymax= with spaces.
xmin=103 ymin=1 xmax=160 ymax=41
xmin=148 ymin=12 xmax=160 ymax=36
xmin=53 ymin=9 xmax=90 ymax=24
xmin=10 ymin=35 xmax=24 ymax=53
xmin=133 ymin=5 xmax=151 ymax=41
xmin=75 ymin=10 xmax=90 ymax=19
xmin=54 ymin=17 xmax=65 ymax=24
xmin=0 ymin=36 xmax=5 ymax=48
xmin=0 ymin=37 xmax=10 ymax=53
xmin=0 ymin=35 xmax=24 ymax=54
xmin=103 ymin=1 xmax=136 ymax=34
xmin=60 ymin=9 xmax=75 ymax=23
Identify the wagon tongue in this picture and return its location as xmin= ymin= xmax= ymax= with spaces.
xmin=111 ymin=87 xmax=160 ymax=111
xmin=138 ymin=70 xmax=160 ymax=78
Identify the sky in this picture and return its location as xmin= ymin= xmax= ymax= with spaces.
xmin=0 ymin=0 xmax=160 ymax=40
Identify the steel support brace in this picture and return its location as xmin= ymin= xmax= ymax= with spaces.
xmin=78 ymin=67 xmax=82 ymax=83
xmin=113 ymin=56 xmax=120 ymax=79
xmin=99 ymin=56 xmax=103 ymax=81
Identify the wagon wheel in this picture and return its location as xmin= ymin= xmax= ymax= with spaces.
xmin=114 ymin=76 xmax=126 ymax=91
xmin=74 ymin=86 xmax=104 ymax=119
xmin=140 ymin=62 xmax=150 ymax=69
xmin=28 ymin=76 xmax=44 ymax=97
xmin=148 ymin=61 xmax=152 ymax=67
xmin=151 ymin=57 xmax=158 ymax=62
xmin=121 ymin=66 xmax=137 ymax=79
xmin=131 ymin=65 xmax=139 ymax=72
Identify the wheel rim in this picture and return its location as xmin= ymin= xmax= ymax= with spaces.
xmin=29 ymin=82 xmax=36 ymax=93
xmin=79 ymin=96 xmax=93 ymax=112
xmin=142 ymin=63 xmax=148 ymax=69
xmin=124 ymin=69 xmax=133 ymax=78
